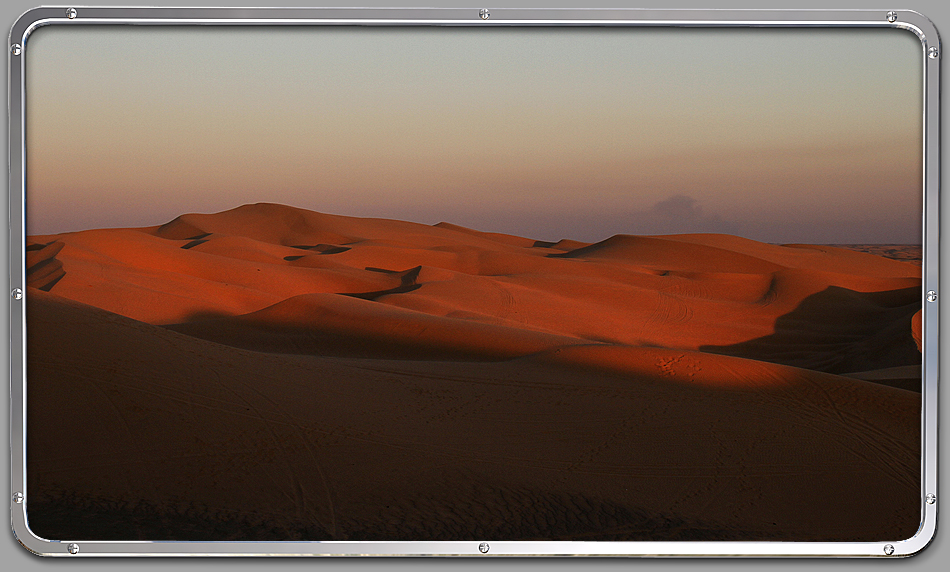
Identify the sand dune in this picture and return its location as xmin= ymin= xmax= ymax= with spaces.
xmin=831 ymin=244 xmax=923 ymax=265
xmin=433 ymin=221 xmax=537 ymax=248
xmin=701 ymin=284 xmax=921 ymax=374
xmin=658 ymin=234 xmax=920 ymax=276
xmin=842 ymin=365 xmax=922 ymax=393
xmin=168 ymin=292 xmax=589 ymax=360
xmin=25 ymin=241 xmax=66 ymax=291
xmin=28 ymin=203 xmax=923 ymax=368
xmin=25 ymin=203 xmax=922 ymax=542
xmin=27 ymin=290 xmax=920 ymax=542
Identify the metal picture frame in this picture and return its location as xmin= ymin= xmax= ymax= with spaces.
xmin=7 ymin=6 xmax=940 ymax=557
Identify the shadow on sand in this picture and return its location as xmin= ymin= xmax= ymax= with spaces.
xmin=701 ymin=285 xmax=921 ymax=391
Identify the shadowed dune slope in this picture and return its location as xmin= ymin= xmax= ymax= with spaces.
xmin=25 ymin=240 xmax=66 ymax=291
xmin=27 ymin=290 xmax=920 ymax=541
xmin=702 ymin=285 xmax=921 ymax=375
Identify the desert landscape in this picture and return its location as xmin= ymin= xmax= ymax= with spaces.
xmin=24 ymin=203 xmax=922 ymax=542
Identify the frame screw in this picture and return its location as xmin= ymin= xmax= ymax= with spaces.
xmin=67 ymin=543 xmax=80 ymax=554
xmin=929 ymin=47 xmax=939 ymax=59
xmin=478 ymin=542 xmax=490 ymax=553
xmin=11 ymin=288 xmax=23 ymax=300
xmin=883 ymin=544 xmax=895 ymax=555
xmin=479 ymin=9 xmax=490 ymax=20
xmin=927 ymin=290 xmax=937 ymax=302
xmin=66 ymin=8 xmax=77 ymax=19
xmin=13 ymin=492 xmax=23 ymax=504
xmin=886 ymin=11 xmax=898 ymax=23
xmin=926 ymin=493 xmax=936 ymax=505
xmin=11 ymin=43 xmax=21 ymax=56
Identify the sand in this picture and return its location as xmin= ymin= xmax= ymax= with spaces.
xmin=25 ymin=203 xmax=922 ymax=542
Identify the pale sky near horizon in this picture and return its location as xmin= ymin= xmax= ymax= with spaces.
xmin=26 ymin=26 xmax=923 ymax=243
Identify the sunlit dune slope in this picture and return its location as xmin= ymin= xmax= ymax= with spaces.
xmin=27 ymin=202 xmax=922 ymax=375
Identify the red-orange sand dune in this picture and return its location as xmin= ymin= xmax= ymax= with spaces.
xmin=25 ymin=203 xmax=922 ymax=542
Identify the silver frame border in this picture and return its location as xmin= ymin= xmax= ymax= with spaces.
xmin=6 ymin=6 xmax=940 ymax=557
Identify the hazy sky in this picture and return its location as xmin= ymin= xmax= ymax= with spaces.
xmin=26 ymin=26 xmax=923 ymax=243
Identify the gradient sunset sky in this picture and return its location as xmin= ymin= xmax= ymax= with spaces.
xmin=26 ymin=26 xmax=923 ymax=243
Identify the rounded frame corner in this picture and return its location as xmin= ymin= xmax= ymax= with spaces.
xmin=894 ymin=514 xmax=938 ymax=558
xmin=9 ymin=6 xmax=46 ymax=40
xmin=891 ymin=9 xmax=941 ymax=52
xmin=9 ymin=6 xmax=66 ymax=49
xmin=11 ymin=507 xmax=59 ymax=557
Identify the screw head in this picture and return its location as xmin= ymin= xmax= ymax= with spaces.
xmin=478 ymin=542 xmax=490 ymax=553
xmin=479 ymin=9 xmax=490 ymax=20
xmin=886 ymin=11 xmax=898 ymax=23
xmin=927 ymin=290 xmax=937 ymax=303
xmin=884 ymin=544 xmax=895 ymax=555
xmin=13 ymin=492 xmax=23 ymax=504
xmin=926 ymin=493 xmax=936 ymax=505
xmin=66 ymin=8 xmax=77 ymax=19
xmin=67 ymin=543 xmax=80 ymax=554
xmin=11 ymin=43 xmax=21 ymax=56
xmin=929 ymin=47 xmax=939 ymax=59
xmin=11 ymin=288 xmax=23 ymax=300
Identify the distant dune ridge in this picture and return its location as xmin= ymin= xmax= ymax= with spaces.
xmin=26 ymin=203 xmax=922 ymax=542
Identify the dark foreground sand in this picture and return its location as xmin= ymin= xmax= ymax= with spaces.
xmin=25 ymin=203 xmax=922 ymax=541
